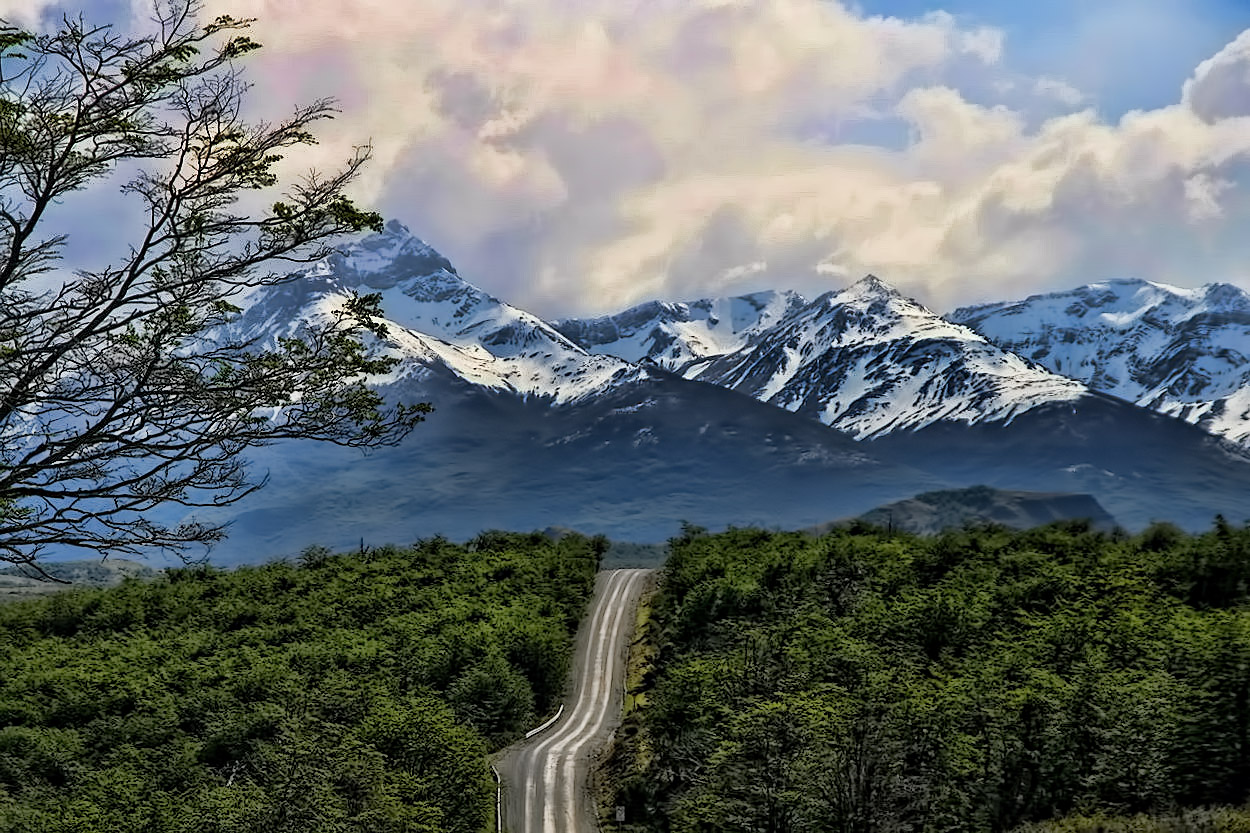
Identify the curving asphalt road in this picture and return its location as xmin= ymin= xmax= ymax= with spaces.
xmin=497 ymin=568 xmax=652 ymax=833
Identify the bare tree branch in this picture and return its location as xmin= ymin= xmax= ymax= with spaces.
xmin=0 ymin=1 xmax=430 ymax=566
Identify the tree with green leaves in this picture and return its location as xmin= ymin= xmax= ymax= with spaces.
xmin=0 ymin=1 xmax=428 ymax=570
xmin=614 ymin=523 xmax=1250 ymax=833
xmin=0 ymin=533 xmax=603 ymax=829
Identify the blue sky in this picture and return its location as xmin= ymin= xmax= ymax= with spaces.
xmin=859 ymin=0 xmax=1250 ymax=116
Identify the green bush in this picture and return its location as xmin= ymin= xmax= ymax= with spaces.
xmin=0 ymin=534 xmax=601 ymax=831
xmin=616 ymin=522 xmax=1250 ymax=833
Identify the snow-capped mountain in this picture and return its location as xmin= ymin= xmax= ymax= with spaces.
xmin=553 ymin=290 xmax=806 ymax=369
xmin=241 ymin=230 xmax=1088 ymax=441
xmin=173 ymin=223 xmax=1250 ymax=561
xmin=566 ymin=276 xmax=1086 ymax=439
xmin=690 ymin=276 xmax=1087 ymax=438
xmin=187 ymin=223 xmax=956 ymax=557
xmin=950 ymin=278 xmax=1250 ymax=445
xmin=232 ymin=220 xmax=645 ymax=403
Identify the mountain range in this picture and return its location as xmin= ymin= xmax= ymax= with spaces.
xmin=174 ymin=221 xmax=1250 ymax=562
xmin=950 ymin=279 xmax=1250 ymax=446
xmin=559 ymin=276 xmax=1086 ymax=439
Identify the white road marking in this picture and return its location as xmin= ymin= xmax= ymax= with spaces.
xmin=553 ymin=572 xmax=638 ymax=830
xmin=518 ymin=569 xmax=637 ymax=832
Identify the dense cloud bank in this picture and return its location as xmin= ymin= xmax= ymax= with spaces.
xmin=11 ymin=0 xmax=1250 ymax=316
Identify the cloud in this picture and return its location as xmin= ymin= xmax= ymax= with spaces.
xmin=1033 ymin=77 xmax=1085 ymax=107
xmin=1184 ymin=29 xmax=1250 ymax=122
xmin=0 ymin=1 xmax=59 ymax=28
xmin=1184 ymin=172 xmax=1235 ymax=221
xmin=65 ymin=1 xmax=1241 ymax=315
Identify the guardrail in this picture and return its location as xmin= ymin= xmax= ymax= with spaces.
xmin=524 ymin=703 xmax=565 ymax=739
xmin=491 ymin=765 xmax=502 ymax=833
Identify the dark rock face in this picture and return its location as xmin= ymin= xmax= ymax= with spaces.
xmin=837 ymin=485 xmax=1118 ymax=536
xmin=864 ymin=392 xmax=1250 ymax=532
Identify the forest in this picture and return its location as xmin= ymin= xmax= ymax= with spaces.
xmin=606 ymin=520 xmax=1250 ymax=832
xmin=0 ymin=532 xmax=603 ymax=832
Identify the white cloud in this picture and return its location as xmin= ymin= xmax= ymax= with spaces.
xmin=1184 ymin=173 xmax=1234 ymax=222
xmin=0 ymin=1 xmax=55 ymax=27
xmin=1184 ymin=29 xmax=1250 ymax=122
xmin=166 ymin=2 xmax=1250 ymax=315
xmin=1033 ymin=77 xmax=1085 ymax=107
xmin=957 ymin=23 xmax=1005 ymax=64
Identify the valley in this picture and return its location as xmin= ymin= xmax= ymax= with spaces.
xmin=145 ymin=222 xmax=1250 ymax=564
xmin=9 ymin=3 xmax=1250 ymax=831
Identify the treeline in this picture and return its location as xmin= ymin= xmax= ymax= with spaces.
xmin=609 ymin=520 xmax=1250 ymax=832
xmin=0 ymin=532 xmax=603 ymax=833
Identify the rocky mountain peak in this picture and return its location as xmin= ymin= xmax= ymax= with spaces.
xmin=845 ymin=273 xmax=899 ymax=299
xmin=554 ymin=288 xmax=808 ymax=368
xmin=325 ymin=219 xmax=458 ymax=291
xmin=1203 ymin=281 xmax=1250 ymax=311
xmin=949 ymin=278 xmax=1250 ymax=446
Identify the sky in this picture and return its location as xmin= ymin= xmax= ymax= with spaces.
xmin=8 ymin=0 xmax=1250 ymax=317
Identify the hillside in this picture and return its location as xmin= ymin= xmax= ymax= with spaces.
xmin=0 ymin=533 xmax=601 ymax=832
xmin=0 ymin=559 xmax=160 ymax=603
xmin=606 ymin=523 xmax=1250 ymax=831
xmin=812 ymin=485 xmax=1118 ymax=535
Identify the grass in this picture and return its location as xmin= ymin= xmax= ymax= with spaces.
xmin=622 ymin=582 xmax=658 ymax=717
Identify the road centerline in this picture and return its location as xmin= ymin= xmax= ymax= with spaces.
xmin=499 ymin=568 xmax=649 ymax=833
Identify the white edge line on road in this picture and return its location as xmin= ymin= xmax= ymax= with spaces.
xmin=524 ymin=703 xmax=565 ymax=739
xmin=557 ymin=570 xmax=642 ymax=831
xmin=491 ymin=765 xmax=502 ymax=833
xmin=529 ymin=569 xmax=632 ymax=832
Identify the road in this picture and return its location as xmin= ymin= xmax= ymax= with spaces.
xmin=496 ymin=568 xmax=652 ymax=833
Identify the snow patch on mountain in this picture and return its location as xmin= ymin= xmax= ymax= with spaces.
xmin=234 ymin=220 xmax=646 ymax=403
xmin=951 ymin=277 xmax=1250 ymax=444
xmin=679 ymin=275 xmax=1086 ymax=438
xmin=553 ymin=290 xmax=807 ymax=369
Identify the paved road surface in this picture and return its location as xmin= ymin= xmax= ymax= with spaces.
xmin=497 ymin=568 xmax=651 ymax=833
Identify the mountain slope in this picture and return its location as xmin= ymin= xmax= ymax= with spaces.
xmin=231 ymin=219 xmax=646 ymax=404
xmin=0 ymin=559 xmax=160 ymax=603
xmin=865 ymin=391 xmax=1250 ymax=531
xmin=682 ymin=276 xmax=1086 ymax=438
xmin=828 ymin=485 xmax=1118 ymax=535
xmin=950 ymin=278 xmax=1250 ymax=445
xmin=187 ymin=369 xmax=947 ymax=562
xmin=196 ymin=367 xmax=1250 ymax=559
xmin=553 ymin=290 xmax=806 ymax=370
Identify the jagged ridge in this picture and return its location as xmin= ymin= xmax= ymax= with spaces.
xmin=951 ymin=278 xmax=1250 ymax=445
xmin=553 ymin=290 xmax=806 ymax=369
xmin=233 ymin=219 xmax=647 ymax=404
